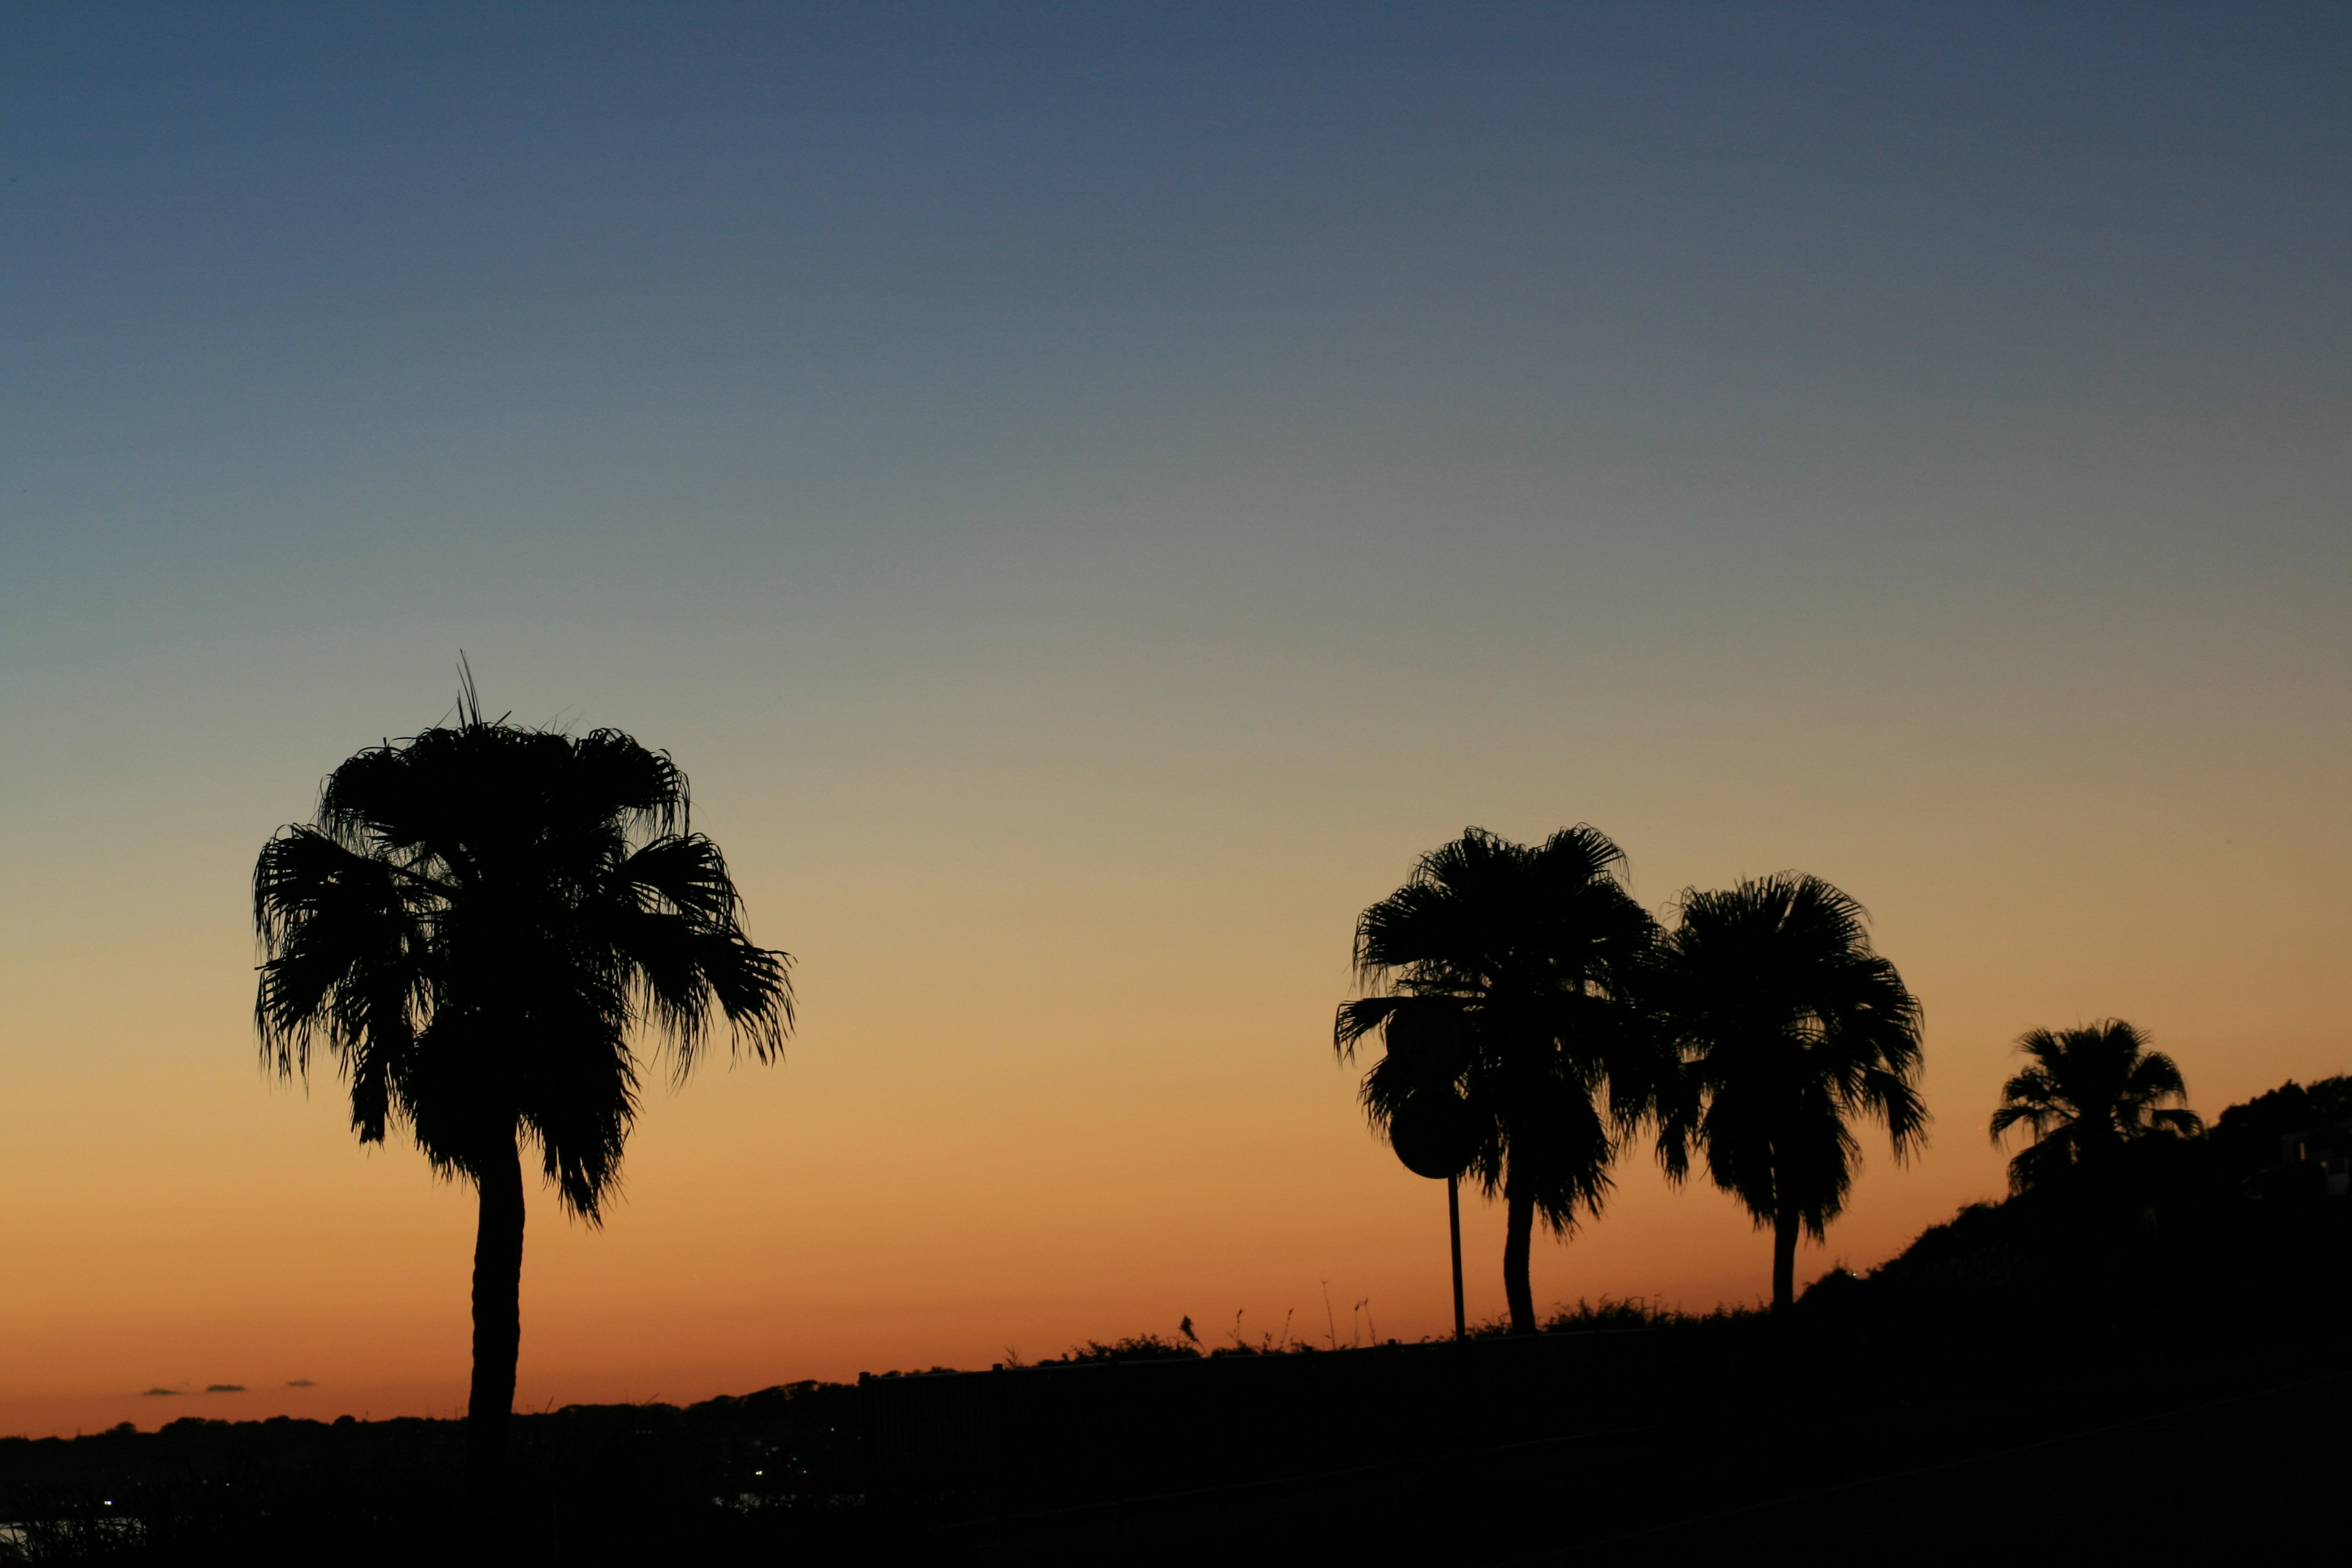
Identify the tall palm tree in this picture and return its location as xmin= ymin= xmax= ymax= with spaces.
xmin=253 ymin=686 xmax=791 ymax=1480
xmin=1336 ymin=826 xmax=1664 ymax=1335
xmin=1657 ymin=873 xmax=1925 ymax=1312
xmin=1988 ymin=1020 xmax=2200 ymax=1193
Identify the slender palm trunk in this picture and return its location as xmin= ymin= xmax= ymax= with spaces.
xmin=1771 ymin=1202 xmax=1798 ymax=1313
xmin=1502 ymin=1183 xmax=1537 ymax=1335
xmin=467 ymin=1134 xmax=526 ymax=1482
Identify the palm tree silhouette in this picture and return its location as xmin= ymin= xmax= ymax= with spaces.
xmin=252 ymin=681 xmax=791 ymax=1481
xmin=1336 ymin=827 xmax=1664 ymax=1335
xmin=1657 ymin=873 xmax=1924 ymax=1312
xmin=1989 ymin=1020 xmax=2200 ymax=1193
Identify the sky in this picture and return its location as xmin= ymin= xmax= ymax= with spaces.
xmin=1 ymin=1 xmax=2346 ymax=1437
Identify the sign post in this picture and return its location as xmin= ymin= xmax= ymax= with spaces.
xmin=1388 ymin=1088 xmax=1480 ymax=1344
xmin=1447 ymin=1173 xmax=1465 ymax=1341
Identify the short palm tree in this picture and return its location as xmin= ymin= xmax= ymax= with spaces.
xmin=1657 ymin=873 xmax=1925 ymax=1311
xmin=253 ymin=690 xmax=791 ymax=1479
xmin=1336 ymin=826 xmax=1664 ymax=1335
xmin=1988 ymin=1019 xmax=2200 ymax=1192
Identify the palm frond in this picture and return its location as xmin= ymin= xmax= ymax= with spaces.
xmin=1988 ymin=1018 xmax=2199 ymax=1189
xmin=253 ymin=704 xmax=789 ymax=1217
xmin=1333 ymin=995 xmax=1401 ymax=1061
xmin=1338 ymin=824 xmax=1664 ymax=1231
xmin=1657 ymin=871 xmax=1924 ymax=1231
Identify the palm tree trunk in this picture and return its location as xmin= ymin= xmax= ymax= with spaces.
xmin=467 ymin=1134 xmax=526 ymax=1482
xmin=1771 ymin=1203 xmax=1798 ymax=1313
xmin=1502 ymin=1184 xmax=1537 ymax=1335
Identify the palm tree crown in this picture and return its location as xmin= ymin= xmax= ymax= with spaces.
xmin=1336 ymin=826 xmax=1664 ymax=1333
xmin=1988 ymin=1019 xmax=2199 ymax=1193
xmin=253 ymin=692 xmax=791 ymax=1474
xmin=1657 ymin=872 xmax=1925 ymax=1310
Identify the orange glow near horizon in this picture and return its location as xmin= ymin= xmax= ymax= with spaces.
xmin=5 ymin=767 xmax=2344 ymax=1438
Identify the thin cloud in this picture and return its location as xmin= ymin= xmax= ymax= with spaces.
xmin=285 ymin=1379 xmax=317 ymax=1388
xmin=141 ymin=1387 xmax=178 ymax=1397
xmin=204 ymin=1384 xmax=246 ymax=1393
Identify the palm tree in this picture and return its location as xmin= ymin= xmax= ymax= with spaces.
xmin=1988 ymin=1020 xmax=2201 ymax=1193
xmin=252 ymin=685 xmax=791 ymax=1481
xmin=1657 ymin=873 xmax=1925 ymax=1312
xmin=1336 ymin=826 xmax=1664 ymax=1335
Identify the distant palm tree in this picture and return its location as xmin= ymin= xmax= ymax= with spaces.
xmin=1989 ymin=1020 xmax=2200 ymax=1193
xmin=253 ymin=684 xmax=791 ymax=1481
xmin=1336 ymin=827 xmax=1664 ymax=1335
xmin=1657 ymin=873 xmax=1925 ymax=1312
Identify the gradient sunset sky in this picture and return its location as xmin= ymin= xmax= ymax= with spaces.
xmin=2 ymin=2 xmax=2346 ymax=1437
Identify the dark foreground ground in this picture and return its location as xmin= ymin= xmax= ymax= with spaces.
xmin=7 ymin=1332 xmax=2342 ymax=1564
xmin=954 ymin=1343 xmax=2350 ymax=1564
xmin=7 ymin=1188 xmax=2347 ymax=1562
